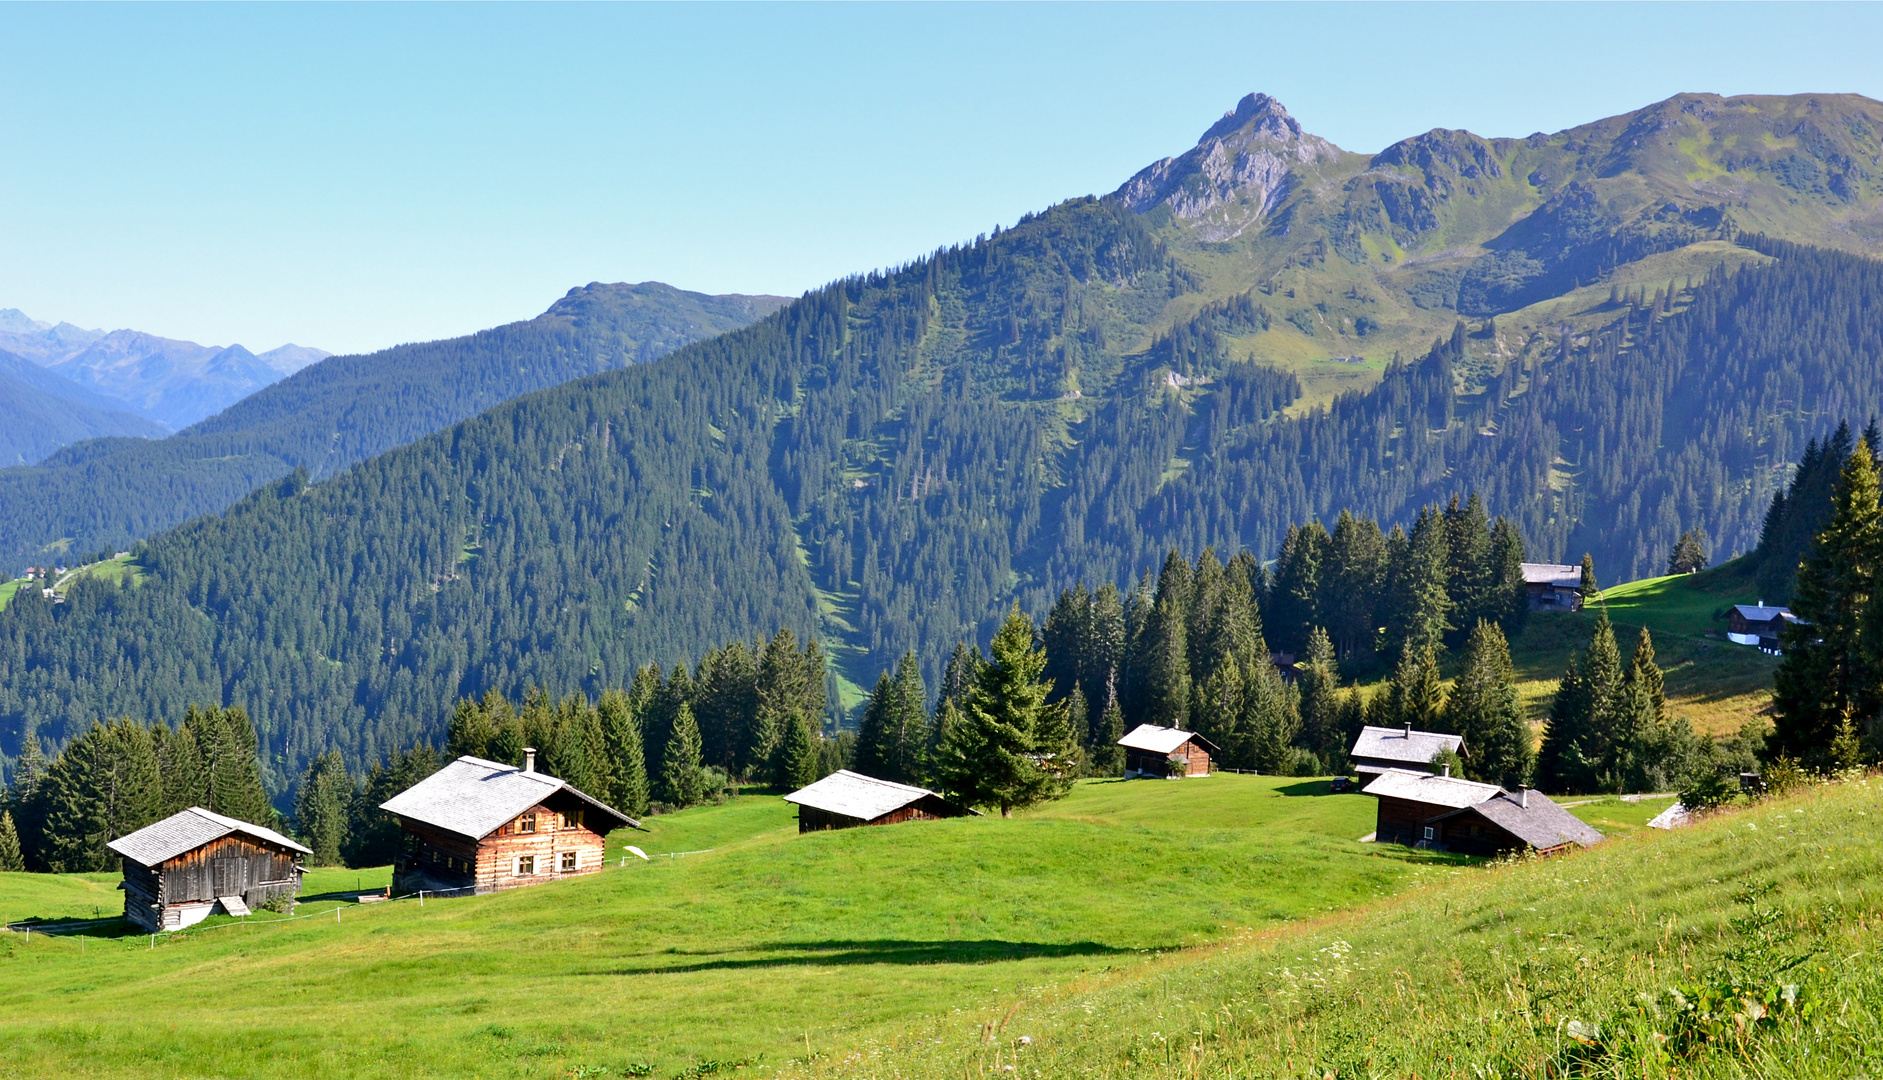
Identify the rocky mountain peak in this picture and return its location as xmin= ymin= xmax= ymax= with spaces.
xmin=1115 ymin=93 xmax=1341 ymax=240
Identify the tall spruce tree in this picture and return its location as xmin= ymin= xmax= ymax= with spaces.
xmin=1297 ymin=627 xmax=1343 ymax=763
xmin=1324 ymin=512 xmax=1387 ymax=660
xmin=1386 ymin=507 xmax=1453 ymax=657
xmin=1537 ymin=615 xmax=1626 ymax=793
xmin=1382 ymin=644 xmax=1446 ymax=732
xmin=660 ymin=703 xmax=709 ymax=807
xmin=1773 ymin=436 xmax=1882 ymax=766
xmin=0 ymin=810 xmax=22 ymax=872
xmin=1666 ymin=528 xmax=1709 ymax=575
xmin=1135 ymin=552 xmax=1195 ymax=728
xmin=1442 ymin=621 xmax=1533 ymax=789
xmin=597 ymin=687 xmax=650 ymax=817
xmin=294 ymin=750 xmax=352 ymax=867
xmin=932 ymin=604 xmax=1072 ymax=816
xmin=40 ymin=717 xmax=163 ymax=872
xmin=774 ymin=713 xmax=819 ymax=794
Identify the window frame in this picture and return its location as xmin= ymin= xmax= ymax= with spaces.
xmin=515 ymin=854 xmax=536 ymax=876
xmin=516 ymin=813 xmax=537 ymax=835
xmin=560 ymin=850 xmax=578 ymax=872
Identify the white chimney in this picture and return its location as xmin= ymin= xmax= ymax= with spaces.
xmin=1404 ymin=722 xmax=1413 ymax=738
xmin=1442 ymin=763 xmax=1451 ymax=778
xmin=523 ymin=747 xmax=537 ymax=773
xmin=1520 ymin=789 xmax=1529 ymax=809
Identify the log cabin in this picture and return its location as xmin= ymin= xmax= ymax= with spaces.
xmin=783 ymin=770 xmax=978 ymax=832
xmin=1348 ymin=724 xmax=1467 ymax=787
xmin=379 ymin=749 xmax=638 ymax=895
xmin=1428 ymin=788 xmax=1604 ymax=856
xmin=1359 ymin=767 xmax=1504 ymax=847
xmin=1521 ymin=563 xmax=1584 ymax=611
xmin=1727 ymin=603 xmax=1798 ymax=652
xmin=108 ymin=807 xmax=311 ymax=932
xmin=1117 ymin=724 xmax=1216 ymax=778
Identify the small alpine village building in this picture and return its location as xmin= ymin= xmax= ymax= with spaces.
xmin=108 ymin=807 xmax=312 ymax=932
xmin=1360 ymin=768 xmax=1603 ymax=856
xmin=1348 ymin=724 xmax=1467 ymax=787
xmin=1117 ymin=724 xmax=1216 ymax=778
xmin=1727 ymin=603 xmax=1797 ymax=653
xmin=1520 ymin=562 xmax=1584 ymax=612
xmin=782 ymin=770 xmax=978 ymax=833
xmin=378 ymin=749 xmax=638 ymax=895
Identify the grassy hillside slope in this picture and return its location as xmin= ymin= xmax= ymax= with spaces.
xmin=798 ymin=776 xmax=1883 ymax=1079
xmin=0 ymin=776 xmax=1459 ymax=1078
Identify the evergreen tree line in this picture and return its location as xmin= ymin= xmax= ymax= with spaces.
xmin=1746 ymin=418 xmax=1883 ymax=604
xmin=0 ymin=706 xmax=271 ymax=873
xmin=1771 ymin=432 xmax=1883 ymax=770
xmin=1 ymin=227 xmax=1878 ymax=790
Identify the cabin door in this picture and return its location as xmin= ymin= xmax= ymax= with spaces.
xmin=213 ymin=858 xmax=244 ymax=897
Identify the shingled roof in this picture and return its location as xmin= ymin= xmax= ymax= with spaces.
xmin=379 ymin=755 xmax=638 ymax=840
xmin=782 ymin=770 xmax=978 ymax=822
xmin=1360 ymin=768 xmax=1504 ymax=809
xmin=1436 ymin=790 xmax=1604 ymax=850
xmin=1350 ymin=725 xmax=1465 ymax=769
xmin=107 ymin=807 xmax=312 ymax=868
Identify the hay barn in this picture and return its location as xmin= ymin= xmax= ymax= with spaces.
xmin=109 ymin=807 xmax=311 ymax=932
xmin=1117 ymin=724 xmax=1215 ymax=778
xmin=782 ymin=770 xmax=977 ymax=832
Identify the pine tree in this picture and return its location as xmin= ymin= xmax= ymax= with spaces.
xmin=1297 ymin=627 xmax=1343 ymax=762
xmin=1136 ymin=551 xmax=1194 ymax=728
xmin=1188 ymin=660 xmax=1245 ymax=759
xmin=1065 ymin=684 xmax=1091 ymax=761
xmin=0 ymin=810 xmax=22 ymax=872
xmin=294 ymin=750 xmax=352 ymax=867
xmin=1537 ymin=615 xmax=1625 ymax=793
xmin=939 ymin=641 xmax=983 ymax=714
xmin=932 ymin=604 xmax=1070 ymax=816
xmin=1268 ymin=524 xmax=1328 ymax=654
xmin=1442 ymin=621 xmax=1533 ymax=789
xmin=1090 ymin=700 xmax=1126 ymax=775
xmin=774 ymin=713 xmax=819 ymax=794
xmin=1579 ymin=553 xmax=1601 ymax=605
xmin=1773 ymin=437 xmax=1882 ymax=767
xmin=1324 ymin=511 xmax=1386 ymax=660
xmin=446 ymin=693 xmax=500 ymax=760
xmin=659 ymin=703 xmax=709 ymax=807
xmin=1488 ymin=516 xmax=1529 ymax=635
xmin=1241 ymin=656 xmax=1300 ymax=774
xmin=187 ymin=705 xmax=272 ymax=825
xmin=1386 ymin=507 xmax=1453 ymax=656
xmin=1383 ymin=644 xmax=1446 ymax=731
xmin=40 ymin=717 xmax=163 ymax=872
xmin=597 ymin=687 xmax=650 ymax=817
xmin=1443 ymin=493 xmax=1494 ymax=640
xmin=1666 ymin=528 xmax=1709 ymax=574
xmin=155 ymin=722 xmax=207 ymax=818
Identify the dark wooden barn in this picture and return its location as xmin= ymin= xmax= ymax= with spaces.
xmin=1116 ymin=724 xmax=1216 ymax=778
xmin=782 ymin=770 xmax=978 ymax=832
xmin=108 ymin=807 xmax=312 ymax=932
xmin=1359 ymin=768 xmax=1504 ymax=848
xmin=1430 ymin=788 xmax=1605 ymax=856
xmin=379 ymin=749 xmax=639 ymax=896
xmin=1348 ymin=724 xmax=1468 ymax=786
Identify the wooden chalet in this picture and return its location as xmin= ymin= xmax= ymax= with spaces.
xmin=1348 ymin=724 xmax=1467 ymax=786
xmin=1727 ymin=603 xmax=1798 ymax=652
xmin=782 ymin=770 xmax=978 ymax=833
xmin=379 ymin=749 xmax=638 ymax=896
xmin=1360 ymin=768 xmax=1504 ymax=848
xmin=1428 ymin=788 xmax=1604 ymax=856
xmin=1117 ymin=724 xmax=1216 ymax=778
xmin=108 ymin=807 xmax=311 ymax=932
xmin=1521 ymin=563 xmax=1583 ymax=612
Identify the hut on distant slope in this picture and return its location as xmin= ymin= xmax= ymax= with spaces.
xmin=1117 ymin=724 xmax=1216 ymax=778
xmin=379 ymin=749 xmax=638 ymax=895
xmin=1349 ymin=724 xmax=1467 ymax=786
xmin=782 ymin=770 xmax=978 ymax=832
xmin=109 ymin=807 xmax=311 ymax=932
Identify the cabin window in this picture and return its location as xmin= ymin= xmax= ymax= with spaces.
xmin=516 ymin=813 xmax=537 ymax=834
xmin=516 ymin=855 xmax=536 ymax=875
xmin=563 ymin=810 xmax=582 ymax=830
xmin=1422 ymin=826 xmax=1435 ymax=841
xmin=560 ymin=851 xmax=578 ymax=871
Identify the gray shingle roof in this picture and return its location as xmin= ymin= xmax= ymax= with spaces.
xmin=1442 ymin=790 xmax=1604 ymax=850
xmin=379 ymin=755 xmax=638 ymax=840
xmin=1521 ymin=562 xmax=1582 ymax=587
xmin=1732 ymin=604 xmax=1793 ymax=623
xmin=1116 ymin=724 xmax=1215 ymax=754
xmin=1360 ymin=768 xmax=1504 ymax=809
xmin=1350 ymin=725 xmax=1465 ymax=767
xmin=782 ymin=770 xmax=977 ymax=821
xmin=107 ymin=807 xmax=312 ymax=867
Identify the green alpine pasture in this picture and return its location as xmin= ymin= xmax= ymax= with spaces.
xmin=804 ymin=776 xmax=1883 ymax=1080
xmin=0 ymin=775 xmax=1459 ymax=1079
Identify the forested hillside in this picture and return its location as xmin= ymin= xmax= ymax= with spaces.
xmin=0 ymin=282 xmax=786 ymax=561
xmin=2 ymin=92 xmax=1882 ymax=788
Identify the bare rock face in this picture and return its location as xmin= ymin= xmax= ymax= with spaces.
xmin=1115 ymin=93 xmax=1341 ymax=239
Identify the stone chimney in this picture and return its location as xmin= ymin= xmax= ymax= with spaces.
xmin=523 ymin=747 xmax=537 ymax=773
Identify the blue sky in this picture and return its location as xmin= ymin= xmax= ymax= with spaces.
xmin=2 ymin=2 xmax=1878 ymax=355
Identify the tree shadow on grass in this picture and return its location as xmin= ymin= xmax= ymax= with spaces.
xmin=583 ymin=938 xmax=1138 ymax=975
xmin=1276 ymin=780 xmax=1336 ymax=797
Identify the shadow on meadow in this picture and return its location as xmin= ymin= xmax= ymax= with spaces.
xmin=589 ymin=937 xmax=1137 ymax=975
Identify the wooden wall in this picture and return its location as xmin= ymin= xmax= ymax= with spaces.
xmin=1374 ymin=795 xmax=1449 ymax=847
xmin=157 ymin=836 xmax=301 ymax=906
xmin=1124 ymin=741 xmax=1211 ymax=778
xmin=395 ymin=799 xmax=607 ymax=895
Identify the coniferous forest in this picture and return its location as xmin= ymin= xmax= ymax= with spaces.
xmin=0 ymin=172 xmax=1879 ymax=804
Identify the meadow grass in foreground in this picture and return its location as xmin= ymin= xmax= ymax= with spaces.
xmin=0 ymin=775 xmax=1458 ymax=1079
xmin=798 ymin=777 xmax=1883 ymax=1079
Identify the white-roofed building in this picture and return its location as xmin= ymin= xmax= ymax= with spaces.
xmin=1348 ymin=724 xmax=1467 ymax=784
xmin=781 ymin=770 xmax=977 ymax=832
xmin=109 ymin=807 xmax=312 ymax=932
xmin=378 ymin=749 xmax=638 ymax=895
xmin=1116 ymin=724 xmax=1217 ymax=778
xmin=1521 ymin=562 xmax=1584 ymax=611
xmin=1727 ymin=603 xmax=1799 ymax=652
xmin=1361 ymin=767 xmax=1504 ymax=847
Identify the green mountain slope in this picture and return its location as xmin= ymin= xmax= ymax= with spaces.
xmin=2 ymin=94 xmax=1881 ymax=779
xmin=0 ymin=282 xmax=788 ymax=562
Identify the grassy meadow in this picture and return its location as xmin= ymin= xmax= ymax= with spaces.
xmin=794 ymin=775 xmax=1883 ymax=1080
xmin=0 ymin=775 xmax=1465 ymax=1079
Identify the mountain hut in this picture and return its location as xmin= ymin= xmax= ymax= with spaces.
xmin=109 ymin=807 xmax=311 ymax=932
xmin=782 ymin=770 xmax=978 ymax=832
xmin=1117 ymin=724 xmax=1216 ymax=778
